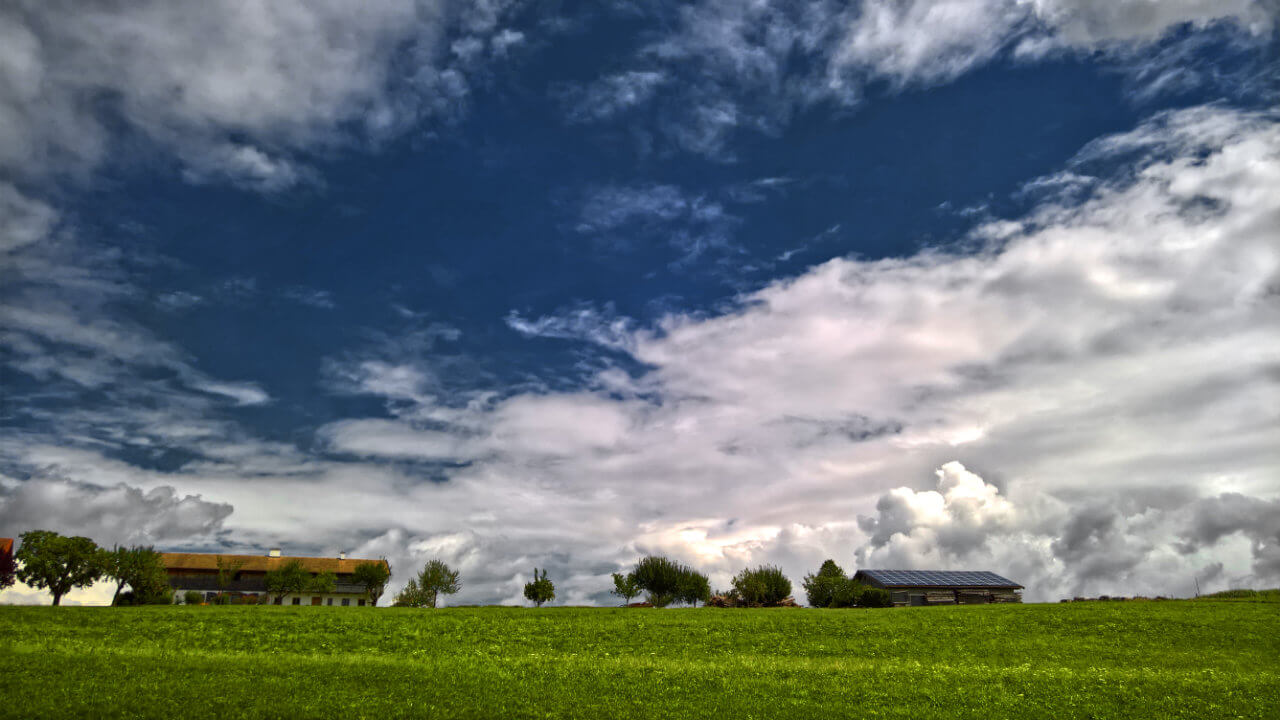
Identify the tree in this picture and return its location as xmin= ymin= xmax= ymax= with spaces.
xmin=523 ymin=568 xmax=555 ymax=607
xmin=412 ymin=559 xmax=461 ymax=608
xmin=610 ymin=572 xmax=641 ymax=605
xmin=306 ymin=570 xmax=337 ymax=595
xmin=15 ymin=530 xmax=103 ymax=606
xmin=731 ymin=565 xmax=792 ymax=607
xmin=102 ymin=546 xmax=170 ymax=606
xmin=630 ymin=555 xmax=685 ymax=608
xmin=264 ymin=559 xmax=309 ymax=603
xmin=392 ymin=578 xmax=433 ymax=607
xmin=214 ymin=555 xmax=247 ymax=603
xmin=855 ymin=585 xmax=892 ymax=608
xmin=802 ymin=559 xmax=847 ymax=608
xmin=676 ymin=568 xmax=711 ymax=608
xmin=352 ymin=560 xmax=391 ymax=606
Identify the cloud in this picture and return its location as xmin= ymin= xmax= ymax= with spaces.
xmin=5 ymin=101 xmax=1278 ymax=605
xmin=0 ymin=477 xmax=233 ymax=548
xmin=0 ymin=0 xmax=525 ymax=187
xmin=573 ymin=184 xmax=740 ymax=267
xmin=563 ymin=1 xmax=1276 ymax=156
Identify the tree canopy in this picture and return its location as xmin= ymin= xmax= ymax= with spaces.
xmin=264 ymin=559 xmax=309 ymax=602
xmin=101 ymin=546 xmax=169 ymax=606
xmin=15 ymin=530 xmax=103 ymax=606
xmin=802 ymin=559 xmax=847 ymax=608
xmin=352 ymin=560 xmax=391 ymax=606
xmin=523 ymin=568 xmax=555 ymax=607
xmin=397 ymin=559 xmax=461 ymax=608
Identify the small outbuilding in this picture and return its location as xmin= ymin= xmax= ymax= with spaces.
xmin=853 ymin=569 xmax=1022 ymax=606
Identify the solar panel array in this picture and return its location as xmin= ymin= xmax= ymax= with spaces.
xmin=856 ymin=570 xmax=1021 ymax=588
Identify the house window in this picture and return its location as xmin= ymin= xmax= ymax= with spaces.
xmin=342 ymin=598 xmax=350 ymax=607
xmin=273 ymin=596 xmax=282 ymax=605
xmin=326 ymin=598 xmax=333 ymax=606
xmin=291 ymin=597 xmax=301 ymax=605
xmin=358 ymin=599 xmax=365 ymax=607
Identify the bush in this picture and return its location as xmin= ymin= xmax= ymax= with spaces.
xmin=631 ymin=556 xmax=685 ymax=608
xmin=856 ymin=585 xmax=892 ymax=608
xmin=183 ymin=591 xmax=203 ymax=605
xmin=732 ymin=565 xmax=791 ymax=607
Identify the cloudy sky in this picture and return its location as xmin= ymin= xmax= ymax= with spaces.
xmin=2 ymin=1 xmax=1278 ymax=606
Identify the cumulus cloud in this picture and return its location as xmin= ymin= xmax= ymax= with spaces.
xmin=0 ymin=477 xmax=233 ymax=548
xmin=5 ymin=99 xmax=1278 ymax=604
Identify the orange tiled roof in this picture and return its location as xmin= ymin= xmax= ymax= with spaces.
xmin=159 ymin=551 xmax=386 ymax=574
xmin=0 ymin=538 xmax=12 ymax=556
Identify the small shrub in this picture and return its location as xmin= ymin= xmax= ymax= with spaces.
xmin=731 ymin=565 xmax=791 ymax=607
xmin=183 ymin=590 xmax=202 ymax=605
xmin=856 ymin=586 xmax=892 ymax=608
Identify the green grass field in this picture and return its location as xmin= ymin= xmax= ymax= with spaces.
xmin=2 ymin=600 xmax=1277 ymax=719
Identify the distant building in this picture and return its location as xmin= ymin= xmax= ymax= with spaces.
xmin=160 ymin=548 xmax=388 ymax=606
xmin=853 ymin=570 xmax=1023 ymax=606
xmin=1 ymin=537 xmax=12 ymax=568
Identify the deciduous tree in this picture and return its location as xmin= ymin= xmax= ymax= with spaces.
xmin=802 ymin=559 xmax=847 ymax=608
xmin=264 ymin=559 xmax=309 ymax=603
xmin=15 ymin=530 xmax=103 ymax=606
xmin=352 ymin=560 xmax=391 ymax=606
xmin=732 ymin=565 xmax=792 ymax=607
xmin=411 ymin=559 xmax=460 ymax=608
xmin=102 ymin=546 xmax=169 ymax=606
xmin=610 ymin=572 xmax=641 ymax=605
xmin=523 ymin=568 xmax=555 ymax=607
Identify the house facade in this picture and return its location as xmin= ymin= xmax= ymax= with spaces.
xmin=160 ymin=549 xmax=387 ymax=606
xmin=853 ymin=569 xmax=1023 ymax=606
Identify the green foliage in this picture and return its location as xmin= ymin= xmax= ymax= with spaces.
xmin=1197 ymin=588 xmax=1280 ymax=602
xmin=802 ymin=559 xmax=846 ymax=608
xmin=306 ymin=571 xmax=337 ymax=594
xmin=102 ymin=546 xmax=169 ymax=606
xmin=676 ymin=569 xmax=711 ymax=608
xmin=1 ymin=603 xmax=1277 ymax=719
xmin=397 ymin=559 xmax=461 ymax=608
xmin=14 ymin=530 xmax=103 ymax=605
xmin=264 ymin=559 xmax=309 ymax=602
xmin=610 ymin=573 xmax=641 ymax=605
xmin=631 ymin=556 xmax=686 ymax=607
xmin=183 ymin=590 xmax=203 ymax=605
xmin=731 ymin=565 xmax=792 ymax=607
xmin=856 ymin=585 xmax=892 ymax=608
xmin=215 ymin=556 xmax=247 ymax=594
xmin=523 ymin=568 xmax=556 ymax=607
xmin=352 ymin=560 xmax=391 ymax=606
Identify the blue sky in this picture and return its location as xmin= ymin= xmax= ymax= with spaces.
xmin=2 ymin=1 xmax=1278 ymax=605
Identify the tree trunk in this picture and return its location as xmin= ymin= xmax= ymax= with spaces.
xmin=51 ymin=592 xmax=62 ymax=606
xmin=112 ymin=583 xmax=124 ymax=606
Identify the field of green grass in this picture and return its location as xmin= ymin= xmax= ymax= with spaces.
xmin=2 ymin=600 xmax=1277 ymax=719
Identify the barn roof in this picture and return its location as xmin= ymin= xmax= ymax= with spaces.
xmin=159 ymin=552 xmax=386 ymax=575
xmin=854 ymin=569 xmax=1022 ymax=589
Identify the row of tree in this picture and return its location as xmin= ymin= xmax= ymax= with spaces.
xmin=607 ymin=556 xmax=892 ymax=608
xmin=7 ymin=530 xmax=171 ymax=606
xmin=5 ymin=530 xmax=392 ymax=606
xmin=3 ymin=531 xmax=890 ymax=609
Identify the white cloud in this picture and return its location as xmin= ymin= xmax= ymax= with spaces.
xmin=0 ymin=0 xmax=525 ymax=187
xmin=565 ymin=0 xmax=1276 ymax=155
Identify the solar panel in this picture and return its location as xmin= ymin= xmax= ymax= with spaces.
xmin=856 ymin=569 xmax=1021 ymax=588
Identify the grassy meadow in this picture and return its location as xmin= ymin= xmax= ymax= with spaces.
xmin=1 ymin=600 xmax=1277 ymax=719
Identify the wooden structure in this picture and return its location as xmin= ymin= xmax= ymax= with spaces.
xmin=160 ymin=549 xmax=388 ymax=606
xmin=853 ymin=569 xmax=1023 ymax=607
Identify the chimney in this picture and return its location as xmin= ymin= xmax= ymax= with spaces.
xmin=268 ymin=548 xmax=281 ymax=558
xmin=338 ymin=552 xmax=347 ymax=560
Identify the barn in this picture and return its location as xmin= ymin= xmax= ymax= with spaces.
xmin=852 ymin=569 xmax=1023 ymax=606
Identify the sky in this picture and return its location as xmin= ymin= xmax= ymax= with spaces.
xmin=1 ymin=0 xmax=1278 ymax=606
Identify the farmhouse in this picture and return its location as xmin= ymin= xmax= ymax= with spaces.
xmin=853 ymin=570 xmax=1023 ymax=606
xmin=161 ymin=549 xmax=387 ymax=606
